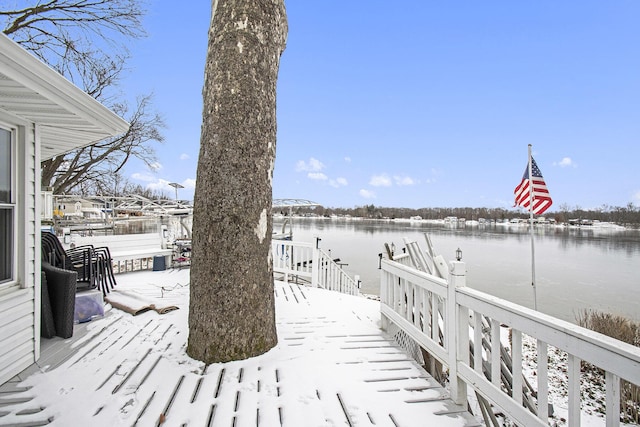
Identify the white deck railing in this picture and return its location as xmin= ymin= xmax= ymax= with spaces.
xmin=380 ymin=258 xmax=640 ymax=427
xmin=271 ymin=239 xmax=360 ymax=296
xmin=272 ymin=239 xmax=314 ymax=284
xmin=315 ymin=247 xmax=360 ymax=295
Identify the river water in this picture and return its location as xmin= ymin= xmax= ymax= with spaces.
xmin=278 ymin=217 xmax=640 ymax=324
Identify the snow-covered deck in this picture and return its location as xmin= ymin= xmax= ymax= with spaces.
xmin=0 ymin=269 xmax=479 ymax=426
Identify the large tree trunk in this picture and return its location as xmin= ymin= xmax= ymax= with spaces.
xmin=187 ymin=0 xmax=287 ymax=363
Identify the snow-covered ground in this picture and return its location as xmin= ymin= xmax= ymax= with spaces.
xmin=511 ymin=330 xmax=638 ymax=426
xmin=0 ymin=269 xmax=478 ymax=426
xmin=1 ymin=267 xmax=636 ymax=426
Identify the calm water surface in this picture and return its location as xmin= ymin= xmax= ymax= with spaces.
xmin=279 ymin=217 xmax=640 ymax=324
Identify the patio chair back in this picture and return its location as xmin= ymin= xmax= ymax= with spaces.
xmin=41 ymin=231 xmax=117 ymax=296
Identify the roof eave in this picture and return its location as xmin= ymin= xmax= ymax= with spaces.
xmin=0 ymin=33 xmax=130 ymax=159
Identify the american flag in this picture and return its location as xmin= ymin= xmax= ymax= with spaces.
xmin=514 ymin=157 xmax=552 ymax=215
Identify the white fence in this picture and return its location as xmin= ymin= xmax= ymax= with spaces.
xmin=271 ymin=239 xmax=360 ymax=296
xmin=380 ymin=258 xmax=640 ymax=426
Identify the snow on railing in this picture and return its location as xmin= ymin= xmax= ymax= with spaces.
xmin=271 ymin=239 xmax=360 ymax=296
xmin=380 ymin=258 xmax=640 ymax=427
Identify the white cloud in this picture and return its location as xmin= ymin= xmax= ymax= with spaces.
xmin=307 ymin=172 xmax=328 ymax=181
xmin=394 ymin=175 xmax=417 ymax=186
xmin=369 ymin=174 xmax=392 ymax=187
xmin=359 ymin=189 xmax=376 ymax=199
xmin=329 ymin=177 xmax=348 ymax=188
xmin=130 ymin=174 xmax=196 ymax=195
xmin=296 ymin=157 xmax=324 ymax=172
xmin=344 ymin=157 xmax=351 ymax=163
xmin=370 ymin=173 xmax=416 ymax=187
xmin=554 ymin=157 xmax=576 ymax=168
xmin=146 ymin=178 xmax=171 ymax=192
xmin=131 ymin=172 xmax=156 ymax=182
xmin=180 ymin=153 xmax=190 ymax=160
xmin=149 ymin=162 xmax=163 ymax=171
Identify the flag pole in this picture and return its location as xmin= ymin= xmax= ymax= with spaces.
xmin=528 ymin=144 xmax=538 ymax=310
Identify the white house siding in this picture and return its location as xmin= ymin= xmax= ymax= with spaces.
xmin=0 ymin=33 xmax=129 ymax=387
xmin=0 ymin=120 xmax=38 ymax=385
xmin=0 ymin=288 xmax=35 ymax=383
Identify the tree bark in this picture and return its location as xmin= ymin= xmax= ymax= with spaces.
xmin=187 ymin=0 xmax=287 ymax=363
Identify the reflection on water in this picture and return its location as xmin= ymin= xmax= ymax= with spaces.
xmin=280 ymin=218 xmax=640 ymax=323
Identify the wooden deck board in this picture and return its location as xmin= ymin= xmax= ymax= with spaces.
xmin=0 ymin=274 xmax=479 ymax=426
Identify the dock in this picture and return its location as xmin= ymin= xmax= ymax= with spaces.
xmin=0 ymin=269 xmax=479 ymax=426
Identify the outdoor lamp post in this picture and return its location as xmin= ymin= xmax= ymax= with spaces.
xmin=456 ymin=247 xmax=462 ymax=261
xmin=168 ymin=182 xmax=184 ymax=201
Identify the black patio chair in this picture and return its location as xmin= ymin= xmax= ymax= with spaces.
xmin=40 ymin=270 xmax=56 ymax=338
xmin=67 ymin=244 xmax=117 ymax=295
xmin=41 ymin=262 xmax=77 ymax=339
xmin=41 ymin=231 xmax=117 ymax=296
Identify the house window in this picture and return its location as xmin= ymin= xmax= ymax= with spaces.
xmin=0 ymin=127 xmax=14 ymax=284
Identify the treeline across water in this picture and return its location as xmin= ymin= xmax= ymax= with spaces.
xmin=286 ymin=203 xmax=640 ymax=226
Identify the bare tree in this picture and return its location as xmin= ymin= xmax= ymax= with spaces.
xmin=188 ymin=0 xmax=287 ymax=363
xmin=1 ymin=0 xmax=143 ymax=81
xmin=41 ymin=95 xmax=165 ymax=194
xmin=2 ymin=0 xmax=165 ymax=194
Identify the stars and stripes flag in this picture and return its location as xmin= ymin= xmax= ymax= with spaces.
xmin=514 ymin=157 xmax=552 ymax=215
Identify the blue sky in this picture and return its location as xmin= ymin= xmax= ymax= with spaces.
xmin=121 ymin=1 xmax=640 ymax=210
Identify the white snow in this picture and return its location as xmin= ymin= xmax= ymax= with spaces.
xmin=254 ymin=208 xmax=268 ymax=242
xmin=2 ymin=268 xmax=633 ymax=426
xmin=0 ymin=269 xmax=476 ymax=426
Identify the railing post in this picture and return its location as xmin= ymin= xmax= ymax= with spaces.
xmin=312 ymin=237 xmax=320 ymax=288
xmin=447 ymin=260 xmax=468 ymax=406
xmin=380 ymin=264 xmax=389 ymax=331
xmin=568 ymin=354 xmax=581 ymax=427
xmin=605 ymin=371 xmax=621 ymax=427
xmin=537 ymin=340 xmax=549 ymax=421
